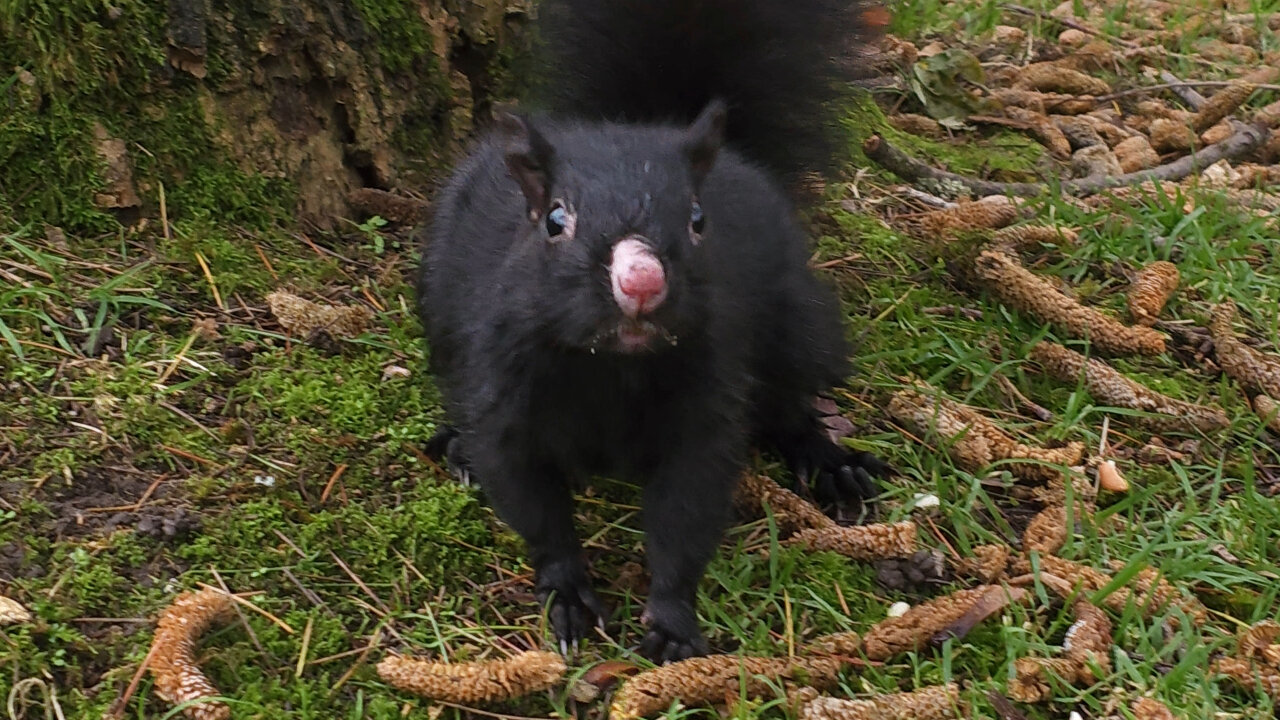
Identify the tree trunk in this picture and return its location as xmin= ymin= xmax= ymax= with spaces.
xmin=0 ymin=0 xmax=533 ymax=232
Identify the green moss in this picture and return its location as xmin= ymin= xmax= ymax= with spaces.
xmin=348 ymin=0 xmax=436 ymax=73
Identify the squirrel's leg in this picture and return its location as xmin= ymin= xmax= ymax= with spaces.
xmin=758 ymin=391 xmax=890 ymax=515
xmin=638 ymin=448 xmax=740 ymax=662
xmin=473 ymin=456 xmax=606 ymax=653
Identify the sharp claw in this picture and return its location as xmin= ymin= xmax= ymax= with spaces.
xmin=559 ymin=638 xmax=569 ymax=656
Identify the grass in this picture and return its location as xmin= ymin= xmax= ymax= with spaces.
xmin=3 ymin=0 xmax=1280 ymax=718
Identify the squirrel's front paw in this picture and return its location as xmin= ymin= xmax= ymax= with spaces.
xmin=535 ymin=559 xmax=607 ymax=655
xmin=639 ymin=599 xmax=709 ymax=663
xmin=788 ymin=439 xmax=891 ymax=517
xmin=423 ymin=425 xmax=474 ymax=486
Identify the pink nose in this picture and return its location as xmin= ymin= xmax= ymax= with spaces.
xmin=610 ymin=237 xmax=667 ymax=317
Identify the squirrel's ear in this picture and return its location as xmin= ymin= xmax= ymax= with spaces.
xmin=681 ymin=99 xmax=727 ymax=187
xmin=496 ymin=111 xmax=555 ymax=220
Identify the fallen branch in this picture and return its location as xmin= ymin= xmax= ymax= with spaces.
xmin=862 ymin=123 xmax=1267 ymax=198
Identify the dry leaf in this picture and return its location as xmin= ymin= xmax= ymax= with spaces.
xmin=377 ymin=651 xmax=566 ymax=705
xmin=861 ymin=585 xmax=1020 ymax=660
xmin=1030 ymin=341 xmax=1228 ymax=431
xmin=148 ymin=588 xmax=235 ymax=720
xmin=800 ymin=684 xmax=961 ymax=720
xmin=0 ymin=596 xmax=32 ymax=625
xmin=975 ymin=252 xmax=1165 ymax=355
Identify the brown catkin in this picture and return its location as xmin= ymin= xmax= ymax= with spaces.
xmin=800 ymin=684 xmax=962 ymax=720
xmin=1192 ymin=82 xmax=1257 ymax=133
xmin=376 ymin=651 xmax=567 ymax=705
xmin=989 ymin=225 xmax=1079 ymax=252
xmin=1062 ymin=600 xmax=1112 ymax=678
xmin=1131 ymin=697 xmax=1178 ymax=720
xmin=148 ymin=588 xmax=235 ymax=720
xmin=914 ymin=197 xmax=1022 ymax=235
xmin=1008 ymin=656 xmax=1083 ymax=702
xmin=974 ymin=250 xmax=1166 ymax=356
xmin=1212 ymin=657 xmax=1280 ymax=699
xmin=787 ymin=522 xmax=917 ymax=561
xmin=1148 ymin=118 xmax=1197 ymax=153
xmin=1239 ymin=621 xmax=1280 ymax=668
xmin=1030 ymin=341 xmax=1229 ymax=431
xmin=266 ymin=290 xmax=374 ymax=339
xmin=1015 ymin=63 xmax=1111 ymax=96
xmin=992 ymin=88 xmax=1096 ymax=115
xmin=1113 ymin=135 xmax=1161 ymax=173
xmin=1005 ymin=107 xmax=1073 ymax=159
xmin=1127 ymin=261 xmax=1180 ymax=326
xmin=1210 ymin=301 xmax=1280 ymax=398
xmin=734 ymin=473 xmax=833 ymax=534
xmin=1023 ymin=506 xmax=1070 ymax=555
xmin=861 ymin=586 xmax=1000 ymax=660
xmin=609 ymin=655 xmax=843 ymax=720
xmin=952 ymin=544 xmax=1012 ymax=583
xmin=887 ymin=387 xmax=1084 ymax=483
xmin=1252 ymin=395 xmax=1280 ymax=434
xmin=1012 ymin=554 xmax=1206 ymax=625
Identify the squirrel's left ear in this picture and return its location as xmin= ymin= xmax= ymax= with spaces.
xmin=496 ymin=111 xmax=556 ymax=221
xmin=681 ymin=99 xmax=727 ymax=187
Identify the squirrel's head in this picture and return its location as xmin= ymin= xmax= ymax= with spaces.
xmin=496 ymin=101 xmax=726 ymax=355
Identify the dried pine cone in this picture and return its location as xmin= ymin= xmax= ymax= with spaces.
xmin=1252 ymin=395 xmax=1280 ymax=434
xmin=610 ymin=655 xmax=842 ymax=720
xmin=887 ymin=387 xmax=1085 ymax=483
xmin=1210 ymin=301 xmax=1280 ymax=398
xmin=1015 ymin=63 xmax=1111 ymax=96
xmin=1127 ymin=261 xmax=1180 ymax=326
xmin=788 ymin=522 xmax=918 ymax=561
xmin=1030 ymin=341 xmax=1229 ymax=431
xmin=1005 ymin=107 xmax=1073 ymax=159
xmin=1192 ymin=82 xmax=1257 ymax=133
xmin=974 ymin=250 xmax=1166 ymax=356
xmin=266 ymin=291 xmax=374 ymax=339
xmin=0 ymin=596 xmax=31 ymax=625
xmin=1062 ymin=601 xmax=1112 ymax=678
xmin=861 ymin=586 xmax=1003 ymax=660
xmin=1239 ymin=620 xmax=1280 ymax=667
xmin=1212 ymin=657 xmax=1280 ymax=699
xmin=377 ymin=651 xmax=566 ymax=705
xmin=735 ymin=473 xmax=832 ymax=534
xmin=1130 ymin=697 xmax=1177 ymax=720
xmin=148 ymin=588 xmax=235 ymax=720
xmin=951 ymin=544 xmax=1011 ymax=583
xmin=800 ymin=683 xmax=961 ymax=720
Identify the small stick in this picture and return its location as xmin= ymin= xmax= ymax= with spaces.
xmin=295 ymin=615 xmax=314 ymax=679
xmin=193 ymin=251 xmax=224 ymax=311
xmin=320 ymin=463 xmax=348 ymax=504
xmin=862 ymin=123 xmax=1267 ymax=197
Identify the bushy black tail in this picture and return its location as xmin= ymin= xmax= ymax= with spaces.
xmin=531 ymin=0 xmax=885 ymax=185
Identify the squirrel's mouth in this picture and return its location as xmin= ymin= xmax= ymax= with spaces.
xmin=597 ymin=318 xmax=677 ymax=353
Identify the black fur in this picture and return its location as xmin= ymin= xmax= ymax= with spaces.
xmin=416 ymin=1 xmax=887 ymax=662
xmin=531 ymin=0 xmax=884 ymax=184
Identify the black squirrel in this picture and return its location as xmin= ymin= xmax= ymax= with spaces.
xmin=416 ymin=0 xmax=888 ymax=662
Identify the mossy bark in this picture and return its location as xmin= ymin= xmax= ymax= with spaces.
xmin=0 ymin=0 xmax=533 ymax=232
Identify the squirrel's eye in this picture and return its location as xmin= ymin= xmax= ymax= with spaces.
xmin=690 ymin=201 xmax=705 ymax=235
xmin=546 ymin=205 xmax=568 ymax=237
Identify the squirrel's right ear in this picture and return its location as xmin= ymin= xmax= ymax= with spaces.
xmin=496 ymin=112 xmax=555 ymax=221
xmin=681 ymin=99 xmax=727 ymax=187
